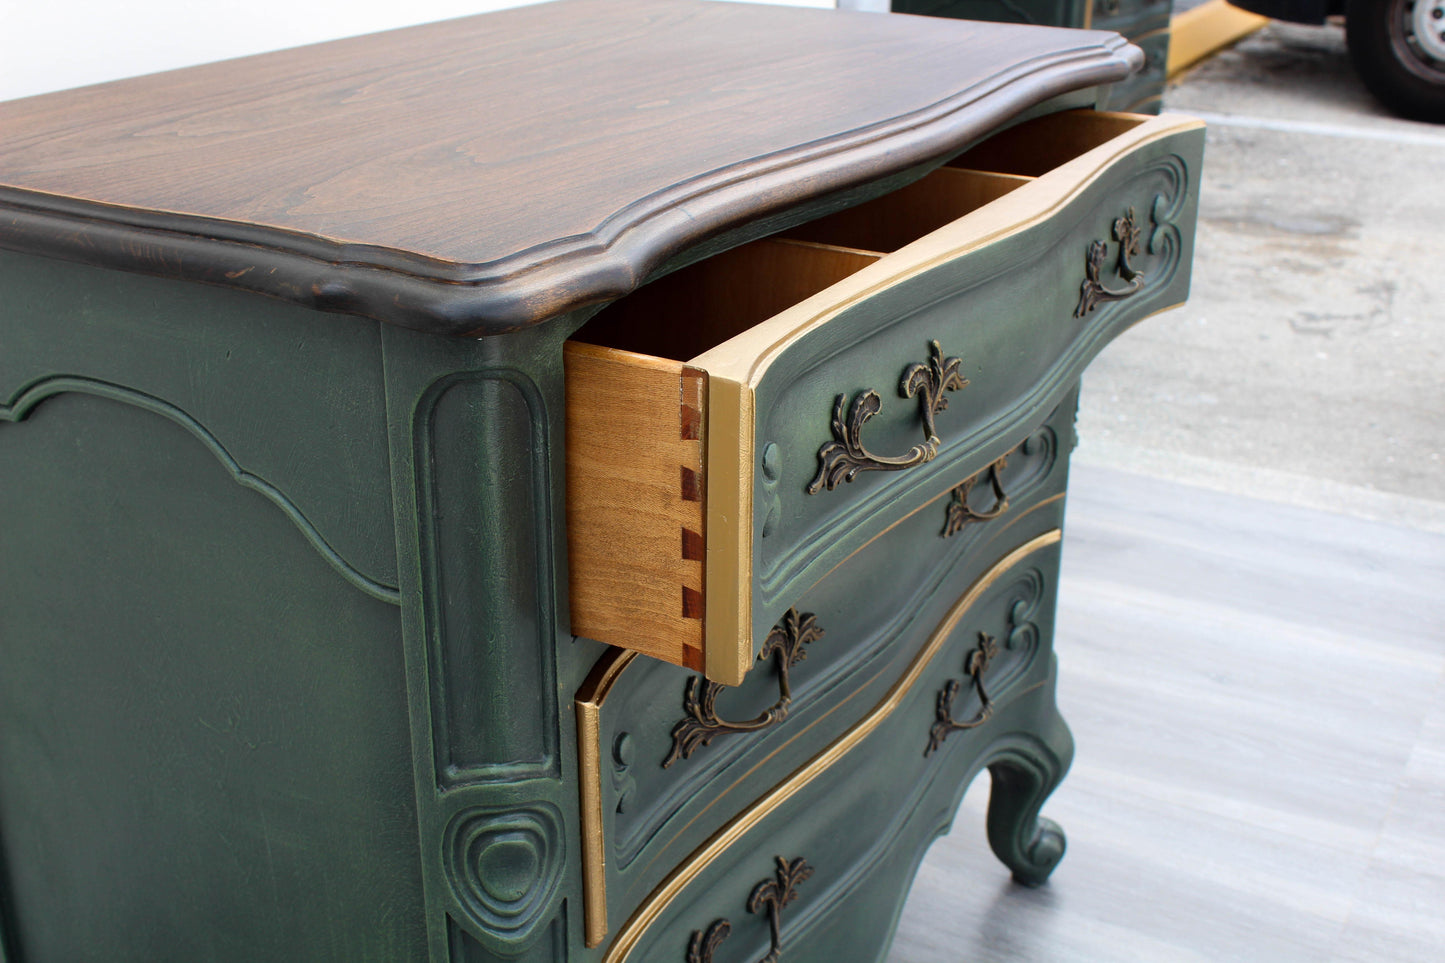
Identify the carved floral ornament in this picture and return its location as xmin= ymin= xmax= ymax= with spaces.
xmin=1075 ymin=206 xmax=1149 ymax=317
xmin=687 ymin=856 xmax=814 ymax=963
xmin=807 ymin=341 xmax=967 ymax=495
xmin=663 ymin=608 xmax=823 ymax=768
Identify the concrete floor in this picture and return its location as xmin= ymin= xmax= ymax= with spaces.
xmin=1074 ymin=20 xmax=1445 ymax=528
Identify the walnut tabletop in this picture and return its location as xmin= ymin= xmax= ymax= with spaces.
xmin=0 ymin=0 xmax=1141 ymax=335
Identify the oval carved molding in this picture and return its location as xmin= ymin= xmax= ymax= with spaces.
xmin=444 ymin=802 xmax=565 ymax=945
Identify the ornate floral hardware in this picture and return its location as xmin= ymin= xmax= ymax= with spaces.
xmin=925 ymin=632 xmax=1000 ymax=756
xmin=687 ymin=856 xmax=814 ymax=963
xmin=806 ymin=340 xmax=967 ymax=494
xmin=942 ymin=454 xmax=1010 ymax=537
xmin=662 ymin=609 xmax=824 ymax=768
xmin=1074 ymin=206 xmax=1148 ymax=317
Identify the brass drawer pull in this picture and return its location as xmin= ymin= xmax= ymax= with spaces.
xmin=1074 ymin=206 xmax=1148 ymax=317
xmin=942 ymin=455 xmax=1010 ymax=537
xmin=687 ymin=856 xmax=814 ymax=963
xmin=925 ymin=632 xmax=1000 ymax=755
xmin=663 ymin=609 xmax=824 ymax=768
xmin=806 ymin=340 xmax=967 ymax=494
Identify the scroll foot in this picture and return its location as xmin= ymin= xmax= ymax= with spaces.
xmin=984 ymin=724 xmax=1073 ymax=887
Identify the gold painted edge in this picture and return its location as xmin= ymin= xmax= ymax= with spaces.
xmin=601 ymin=529 xmax=1063 ymax=963
xmin=703 ymin=375 xmax=755 ymax=687
xmin=576 ymin=648 xmax=640 ymax=948
xmin=688 ymin=111 xmax=1205 ymax=388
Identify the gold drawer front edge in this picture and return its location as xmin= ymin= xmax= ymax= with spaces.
xmin=575 ymin=528 xmax=1063 ymax=953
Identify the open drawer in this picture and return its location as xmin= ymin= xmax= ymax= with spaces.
xmin=565 ymin=109 xmax=1204 ymax=685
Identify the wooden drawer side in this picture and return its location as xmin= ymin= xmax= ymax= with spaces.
xmin=947 ymin=108 xmax=1146 ymax=176
xmin=566 ymin=342 xmax=708 ymax=671
xmin=781 ymin=168 xmax=1030 ymax=254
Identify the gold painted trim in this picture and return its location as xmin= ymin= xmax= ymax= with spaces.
xmin=576 ymin=649 xmax=640 ymax=948
xmin=577 ymin=482 xmax=1066 ymax=947
xmin=600 ymin=529 xmax=1063 ymax=963
xmin=703 ymin=375 xmax=755 ymax=687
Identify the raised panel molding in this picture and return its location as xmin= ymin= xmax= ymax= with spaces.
xmin=0 ymin=375 xmax=400 ymax=603
xmin=413 ymin=370 xmax=561 ymax=785
xmin=443 ymin=802 xmax=567 ymax=952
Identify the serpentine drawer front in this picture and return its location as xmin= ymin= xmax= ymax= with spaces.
xmin=567 ymin=109 xmax=1203 ymax=685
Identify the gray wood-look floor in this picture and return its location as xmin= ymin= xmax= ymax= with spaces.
xmin=888 ymin=464 xmax=1445 ymax=962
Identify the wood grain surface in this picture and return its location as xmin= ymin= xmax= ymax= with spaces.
xmin=0 ymin=0 xmax=1142 ymax=335
xmin=565 ymin=341 xmax=707 ymax=671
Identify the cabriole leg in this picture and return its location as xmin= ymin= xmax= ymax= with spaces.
xmin=984 ymin=717 xmax=1074 ymax=887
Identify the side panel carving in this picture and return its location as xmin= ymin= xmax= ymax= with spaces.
xmin=416 ymin=373 xmax=559 ymax=784
xmin=0 ymin=390 xmax=424 ymax=960
xmin=444 ymin=803 xmax=566 ymax=945
xmin=0 ymin=376 xmax=400 ymax=603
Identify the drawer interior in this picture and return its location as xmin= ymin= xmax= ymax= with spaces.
xmin=572 ymin=239 xmax=880 ymax=364
xmin=944 ymin=109 xmax=1146 ymax=176
xmin=570 ymin=110 xmax=1149 ymax=362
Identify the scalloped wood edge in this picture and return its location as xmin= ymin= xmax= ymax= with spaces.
xmin=0 ymin=1 xmax=1142 ymax=336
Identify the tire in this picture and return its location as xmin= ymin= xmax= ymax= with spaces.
xmin=1345 ymin=0 xmax=1445 ymax=122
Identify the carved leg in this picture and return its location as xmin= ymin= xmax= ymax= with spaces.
xmin=984 ymin=716 xmax=1074 ymax=887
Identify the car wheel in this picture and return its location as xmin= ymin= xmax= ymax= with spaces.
xmin=1345 ymin=0 xmax=1445 ymax=122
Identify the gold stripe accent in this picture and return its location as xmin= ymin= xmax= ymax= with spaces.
xmin=576 ymin=649 xmax=640 ymax=948
xmin=601 ymin=529 xmax=1062 ymax=962
xmin=703 ymin=375 xmax=755 ymax=687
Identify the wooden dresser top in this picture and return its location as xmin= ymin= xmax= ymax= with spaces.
xmin=0 ymin=0 xmax=1140 ymax=335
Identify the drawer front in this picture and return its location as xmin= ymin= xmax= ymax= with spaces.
xmin=590 ymin=526 xmax=1070 ymax=962
xmin=574 ymin=397 xmax=1074 ymax=947
xmin=720 ymin=113 xmax=1202 ymax=659
xmin=567 ymin=111 xmax=1202 ymax=685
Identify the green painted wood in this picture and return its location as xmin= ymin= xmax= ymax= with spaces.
xmin=596 ymin=393 xmax=1077 ymax=927
xmin=0 ymin=367 xmax=423 ymax=961
xmin=375 ymin=319 xmax=581 ymax=961
xmin=0 ymin=252 xmax=400 ymax=595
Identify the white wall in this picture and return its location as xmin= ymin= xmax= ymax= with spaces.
xmin=0 ymin=0 xmax=840 ymax=103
